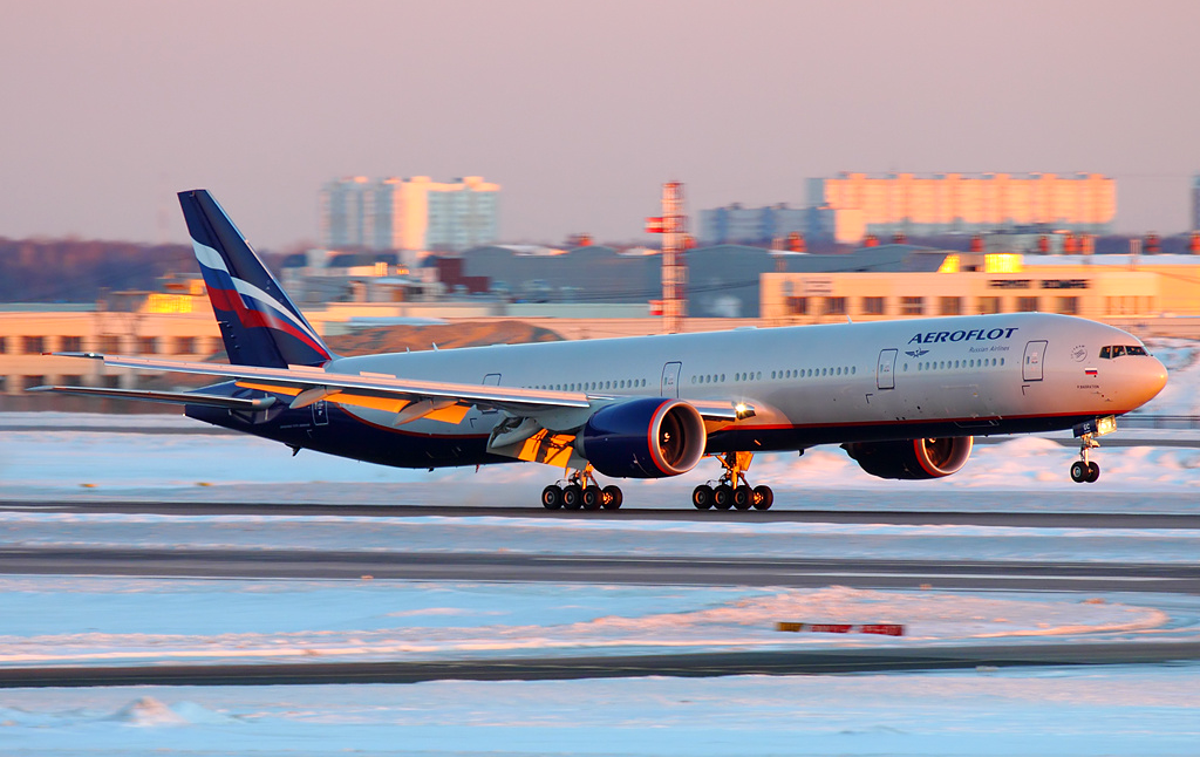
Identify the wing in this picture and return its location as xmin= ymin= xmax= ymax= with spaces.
xmin=41 ymin=353 xmax=747 ymax=426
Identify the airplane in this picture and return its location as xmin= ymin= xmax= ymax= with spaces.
xmin=34 ymin=190 xmax=1169 ymax=510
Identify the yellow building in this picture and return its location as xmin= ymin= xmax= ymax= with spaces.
xmin=761 ymin=251 xmax=1173 ymax=325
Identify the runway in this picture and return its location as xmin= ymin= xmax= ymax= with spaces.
xmin=3 ymin=546 xmax=1199 ymax=593
xmin=5 ymin=642 xmax=1200 ymax=689
xmin=3 ymin=499 xmax=1198 ymax=688
xmin=4 ymin=498 xmax=1200 ymax=529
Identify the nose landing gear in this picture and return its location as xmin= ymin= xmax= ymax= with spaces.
xmin=1070 ymin=416 xmax=1116 ymax=484
xmin=692 ymin=451 xmax=774 ymax=511
xmin=541 ymin=465 xmax=623 ymax=510
xmin=1070 ymin=434 xmax=1101 ymax=483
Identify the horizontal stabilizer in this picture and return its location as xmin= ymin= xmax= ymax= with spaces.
xmin=27 ymin=385 xmax=277 ymax=410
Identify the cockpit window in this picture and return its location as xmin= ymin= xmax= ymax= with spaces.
xmin=1099 ymin=344 xmax=1148 ymax=359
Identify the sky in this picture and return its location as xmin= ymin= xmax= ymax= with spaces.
xmin=2 ymin=0 xmax=1199 ymax=250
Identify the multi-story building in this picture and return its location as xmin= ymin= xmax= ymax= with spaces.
xmin=808 ymin=172 xmax=1116 ymax=237
xmin=320 ymin=176 xmax=501 ymax=252
xmin=698 ymin=204 xmax=810 ymax=245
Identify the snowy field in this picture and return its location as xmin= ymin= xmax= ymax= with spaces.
xmin=1 ymin=338 xmax=1199 ymax=755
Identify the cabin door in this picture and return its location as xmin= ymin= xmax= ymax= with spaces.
xmin=876 ymin=349 xmax=897 ymax=390
xmin=661 ymin=362 xmax=682 ymax=397
xmin=1022 ymin=341 xmax=1047 ymax=382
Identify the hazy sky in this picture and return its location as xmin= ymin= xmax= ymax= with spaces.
xmin=3 ymin=0 xmax=1199 ymax=249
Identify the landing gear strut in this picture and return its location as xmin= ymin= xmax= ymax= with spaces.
xmin=541 ymin=466 xmax=623 ymax=511
xmin=692 ymin=451 xmax=774 ymax=511
xmin=1070 ymin=434 xmax=1101 ymax=484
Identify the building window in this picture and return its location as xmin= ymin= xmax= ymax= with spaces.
xmin=824 ymin=297 xmax=847 ymax=316
xmin=786 ymin=296 xmax=809 ymax=315
xmin=173 ymin=336 xmax=197 ymax=355
xmin=23 ymin=375 xmax=45 ymax=391
xmin=1057 ymin=296 xmax=1079 ymax=315
xmin=978 ymin=296 xmax=1002 ymax=315
xmin=211 ymin=337 xmax=226 ymax=354
xmin=900 ymin=297 xmax=924 ymax=316
xmin=939 ymin=297 xmax=962 ymax=316
xmin=22 ymin=336 xmax=45 ymax=354
xmin=60 ymin=336 xmax=83 ymax=352
xmin=61 ymin=375 xmax=84 ymax=386
xmin=137 ymin=337 xmax=158 ymax=355
xmin=862 ymin=297 xmax=885 ymax=315
xmin=99 ymin=335 xmax=122 ymax=353
xmin=1016 ymin=297 xmax=1039 ymax=312
xmin=102 ymin=375 xmax=121 ymax=389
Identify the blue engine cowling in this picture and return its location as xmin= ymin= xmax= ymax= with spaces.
xmin=576 ymin=397 xmax=707 ymax=478
xmin=842 ymin=436 xmax=973 ymax=480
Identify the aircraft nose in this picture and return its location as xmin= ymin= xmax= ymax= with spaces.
xmin=1137 ymin=356 xmax=1169 ymax=406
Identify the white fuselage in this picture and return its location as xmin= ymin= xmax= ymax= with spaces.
xmin=326 ymin=312 xmax=1167 ymax=452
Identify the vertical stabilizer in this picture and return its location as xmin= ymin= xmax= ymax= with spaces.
xmin=178 ymin=190 xmax=332 ymax=367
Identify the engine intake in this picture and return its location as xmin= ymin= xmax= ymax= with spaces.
xmin=577 ymin=398 xmax=706 ymax=478
xmin=843 ymin=436 xmax=973 ymax=480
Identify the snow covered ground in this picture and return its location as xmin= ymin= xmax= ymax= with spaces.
xmin=1 ymin=338 xmax=1199 ymax=755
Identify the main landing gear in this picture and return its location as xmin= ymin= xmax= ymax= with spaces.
xmin=691 ymin=451 xmax=774 ymax=511
xmin=1070 ymin=433 xmax=1101 ymax=484
xmin=541 ymin=466 xmax=623 ymax=511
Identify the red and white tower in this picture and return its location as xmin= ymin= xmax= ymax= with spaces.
xmin=646 ymin=182 xmax=688 ymax=334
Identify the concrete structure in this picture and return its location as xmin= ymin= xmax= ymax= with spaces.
xmin=808 ymin=172 xmax=1116 ymax=237
xmin=320 ymin=176 xmax=501 ymax=252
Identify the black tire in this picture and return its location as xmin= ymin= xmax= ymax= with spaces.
xmin=1086 ymin=461 xmax=1100 ymax=483
xmin=582 ymin=486 xmax=602 ymax=510
xmin=692 ymin=485 xmax=714 ymax=510
xmin=541 ymin=485 xmax=563 ymax=509
xmin=733 ymin=486 xmax=753 ymax=510
xmin=601 ymin=485 xmax=623 ymax=510
xmin=562 ymin=484 xmax=583 ymax=509
xmin=713 ymin=484 xmax=734 ymax=510
xmin=752 ymin=485 xmax=774 ymax=510
xmin=1070 ymin=461 xmax=1088 ymax=483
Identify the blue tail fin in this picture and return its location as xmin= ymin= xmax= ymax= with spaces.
xmin=178 ymin=189 xmax=333 ymax=367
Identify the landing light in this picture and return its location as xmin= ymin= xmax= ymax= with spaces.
xmin=735 ymin=403 xmax=756 ymax=420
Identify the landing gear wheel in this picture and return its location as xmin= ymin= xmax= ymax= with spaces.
xmin=562 ymin=484 xmax=583 ymax=509
xmin=1070 ymin=461 xmax=1088 ymax=483
xmin=541 ymin=485 xmax=563 ymax=509
xmin=733 ymin=485 xmax=753 ymax=510
xmin=752 ymin=485 xmax=774 ymax=510
xmin=1086 ymin=461 xmax=1100 ymax=483
xmin=692 ymin=485 xmax=714 ymax=510
xmin=713 ymin=484 xmax=734 ymax=510
xmin=601 ymin=485 xmax=623 ymax=510
xmin=582 ymin=486 xmax=602 ymax=510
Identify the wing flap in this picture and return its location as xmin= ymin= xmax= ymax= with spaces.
xmin=26 ymin=385 xmax=277 ymax=410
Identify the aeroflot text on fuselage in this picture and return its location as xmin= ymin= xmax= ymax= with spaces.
xmin=907 ymin=327 xmax=1020 ymax=345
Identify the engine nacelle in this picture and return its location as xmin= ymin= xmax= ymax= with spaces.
xmin=576 ymin=397 xmax=706 ymax=478
xmin=842 ymin=436 xmax=973 ymax=480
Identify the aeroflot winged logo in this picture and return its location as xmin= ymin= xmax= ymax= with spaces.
xmin=907 ymin=327 xmax=1019 ymax=345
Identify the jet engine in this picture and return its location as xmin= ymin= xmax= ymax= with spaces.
xmin=842 ymin=437 xmax=973 ymax=480
xmin=576 ymin=397 xmax=706 ymax=478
